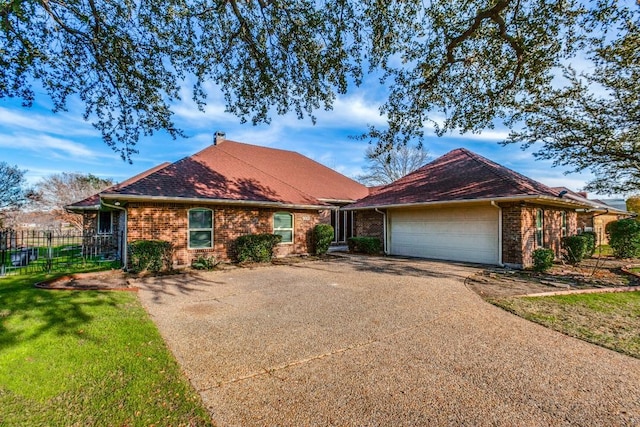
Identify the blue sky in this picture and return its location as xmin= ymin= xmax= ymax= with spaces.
xmin=0 ymin=78 xmax=605 ymax=197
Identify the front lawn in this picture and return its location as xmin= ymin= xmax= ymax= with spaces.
xmin=491 ymin=291 xmax=640 ymax=359
xmin=0 ymin=272 xmax=212 ymax=426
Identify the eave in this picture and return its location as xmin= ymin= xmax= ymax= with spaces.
xmin=99 ymin=193 xmax=331 ymax=210
xmin=343 ymin=195 xmax=591 ymax=211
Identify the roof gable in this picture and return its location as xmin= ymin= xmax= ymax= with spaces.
xmin=348 ymin=148 xmax=561 ymax=208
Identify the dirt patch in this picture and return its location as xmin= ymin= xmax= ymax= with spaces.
xmin=35 ymin=270 xmax=136 ymax=291
xmin=466 ymin=256 xmax=640 ymax=299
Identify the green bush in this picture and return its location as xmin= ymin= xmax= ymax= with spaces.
xmin=562 ymin=235 xmax=588 ymax=265
xmin=532 ymin=248 xmax=554 ymax=272
xmin=606 ymin=219 xmax=640 ymax=258
xmin=191 ymin=255 xmax=220 ymax=270
xmin=128 ymin=240 xmax=173 ymax=273
xmin=313 ymin=224 xmax=334 ymax=255
xmin=347 ymin=236 xmax=382 ymax=255
xmin=580 ymin=231 xmax=597 ymax=257
xmin=235 ymin=233 xmax=282 ymax=263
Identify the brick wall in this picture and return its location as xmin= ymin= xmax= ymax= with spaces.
xmin=125 ymin=202 xmax=325 ymax=266
xmin=354 ymin=210 xmax=384 ymax=241
xmin=501 ymin=203 xmax=577 ymax=268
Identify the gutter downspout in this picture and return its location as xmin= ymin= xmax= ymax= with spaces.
xmin=101 ymin=200 xmax=128 ymax=270
xmin=491 ymin=201 xmax=503 ymax=266
xmin=374 ymin=208 xmax=388 ymax=255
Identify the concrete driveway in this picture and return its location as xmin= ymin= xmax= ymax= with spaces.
xmin=137 ymin=255 xmax=640 ymax=426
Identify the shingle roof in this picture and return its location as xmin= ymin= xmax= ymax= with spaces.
xmin=98 ymin=140 xmax=368 ymax=207
xmin=67 ymin=162 xmax=171 ymax=209
xmin=551 ymin=187 xmax=630 ymax=214
xmin=347 ymin=148 xmax=563 ymax=209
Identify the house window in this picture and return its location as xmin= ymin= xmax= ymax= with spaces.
xmin=535 ymin=209 xmax=544 ymax=247
xmin=188 ymin=208 xmax=213 ymax=249
xmin=98 ymin=211 xmax=112 ymax=234
xmin=561 ymin=211 xmax=567 ymax=237
xmin=274 ymin=212 xmax=294 ymax=244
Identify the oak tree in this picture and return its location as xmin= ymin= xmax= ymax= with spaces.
xmin=1 ymin=0 xmax=637 ymax=195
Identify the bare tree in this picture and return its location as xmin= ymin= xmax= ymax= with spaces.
xmin=32 ymin=173 xmax=114 ymax=231
xmin=357 ymin=145 xmax=430 ymax=186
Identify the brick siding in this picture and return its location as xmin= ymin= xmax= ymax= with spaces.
xmin=354 ymin=210 xmax=384 ymax=242
xmin=501 ymin=203 xmax=577 ymax=268
xmin=123 ymin=202 xmax=326 ymax=266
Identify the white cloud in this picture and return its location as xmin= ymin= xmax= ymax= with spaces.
xmin=0 ymin=133 xmax=104 ymax=160
xmin=0 ymin=106 xmax=96 ymax=137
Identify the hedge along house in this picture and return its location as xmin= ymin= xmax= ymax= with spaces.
xmin=346 ymin=148 xmax=595 ymax=269
xmin=67 ymin=134 xmax=369 ymax=267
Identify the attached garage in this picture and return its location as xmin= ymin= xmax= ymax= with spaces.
xmin=388 ymin=205 xmax=500 ymax=265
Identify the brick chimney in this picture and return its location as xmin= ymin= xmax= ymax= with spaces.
xmin=213 ymin=131 xmax=225 ymax=145
xmin=577 ymin=191 xmax=588 ymax=198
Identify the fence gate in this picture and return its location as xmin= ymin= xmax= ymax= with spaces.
xmin=0 ymin=229 xmax=122 ymax=277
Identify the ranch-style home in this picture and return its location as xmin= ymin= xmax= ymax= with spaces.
xmin=69 ymin=137 xmax=626 ymax=269
xmin=68 ymin=133 xmax=369 ymax=267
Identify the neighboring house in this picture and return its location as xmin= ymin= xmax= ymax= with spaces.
xmin=68 ymin=134 xmax=369 ymax=267
xmin=346 ymin=148 xmax=593 ymax=269
xmin=551 ymin=187 xmax=632 ymax=245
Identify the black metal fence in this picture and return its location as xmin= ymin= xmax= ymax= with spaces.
xmin=0 ymin=229 xmax=122 ymax=277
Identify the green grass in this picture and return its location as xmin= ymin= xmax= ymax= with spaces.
xmin=492 ymin=291 xmax=640 ymax=358
xmin=0 ymin=272 xmax=213 ymax=426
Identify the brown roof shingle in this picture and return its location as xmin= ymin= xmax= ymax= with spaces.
xmin=99 ymin=140 xmax=368 ymax=207
xmin=347 ymin=148 xmax=562 ymax=209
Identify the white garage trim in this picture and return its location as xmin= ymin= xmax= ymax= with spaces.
xmin=389 ymin=205 xmax=500 ymax=265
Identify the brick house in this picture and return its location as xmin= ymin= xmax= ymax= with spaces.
xmin=347 ymin=148 xmax=594 ymax=269
xmin=68 ymin=135 xmax=369 ymax=267
xmin=551 ymin=187 xmax=631 ymax=246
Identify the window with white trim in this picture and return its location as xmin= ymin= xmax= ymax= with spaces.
xmin=561 ymin=211 xmax=567 ymax=237
xmin=535 ymin=209 xmax=544 ymax=247
xmin=188 ymin=208 xmax=213 ymax=249
xmin=273 ymin=212 xmax=294 ymax=243
xmin=98 ymin=211 xmax=113 ymax=234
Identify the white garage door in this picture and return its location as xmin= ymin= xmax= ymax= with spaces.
xmin=389 ymin=206 xmax=499 ymax=264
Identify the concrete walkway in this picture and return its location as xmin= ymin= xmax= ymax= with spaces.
xmin=137 ymin=256 xmax=640 ymax=426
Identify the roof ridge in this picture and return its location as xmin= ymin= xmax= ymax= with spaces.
xmin=214 ymin=142 xmax=323 ymax=204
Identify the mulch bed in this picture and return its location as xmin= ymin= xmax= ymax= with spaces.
xmin=466 ymin=256 xmax=640 ymax=299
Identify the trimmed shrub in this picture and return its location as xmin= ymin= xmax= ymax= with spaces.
xmin=562 ymin=235 xmax=588 ymax=265
xmin=532 ymin=248 xmax=554 ymax=272
xmin=235 ymin=233 xmax=282 ymax=263
xmin=580 ymin=231 xmax=597 ymax=257
xmin=191 ymin=255 xmax=220 ymax=270
xmin=128 ymin=240 xmax=173 ymax=273
xmin=313 ymin=224 xmax=334 ymax=255
xmin=347 ymin=236 xmax=382 ymax=255
xmin=606 ymin=219 xmax=640 ymax=258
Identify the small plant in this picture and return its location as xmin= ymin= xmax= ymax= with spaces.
xmin=128 ymin=240 xmax=173 ymax=273
xmin=562 ymin=235 xmax=588 ymax=265
xmin=191 ymin=255 xmax=220 ymax=270
xmin=235 ymin=233 xmax=282 ymax=263
xmin=347 ymin=236 xmax=381 ymax=254
xmin=313 ymin=224 xmax=334 ymax=255
xmin=532 ymin=248 xmax=554 ymax=272
xmin=580 ymin=231 xmax=597 ymax=257
xmin=606 ymin=219 xmax=640 ymax=259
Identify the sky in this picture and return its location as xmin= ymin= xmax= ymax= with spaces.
xmin=0 ymin=78 xmax=610 ymax=199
